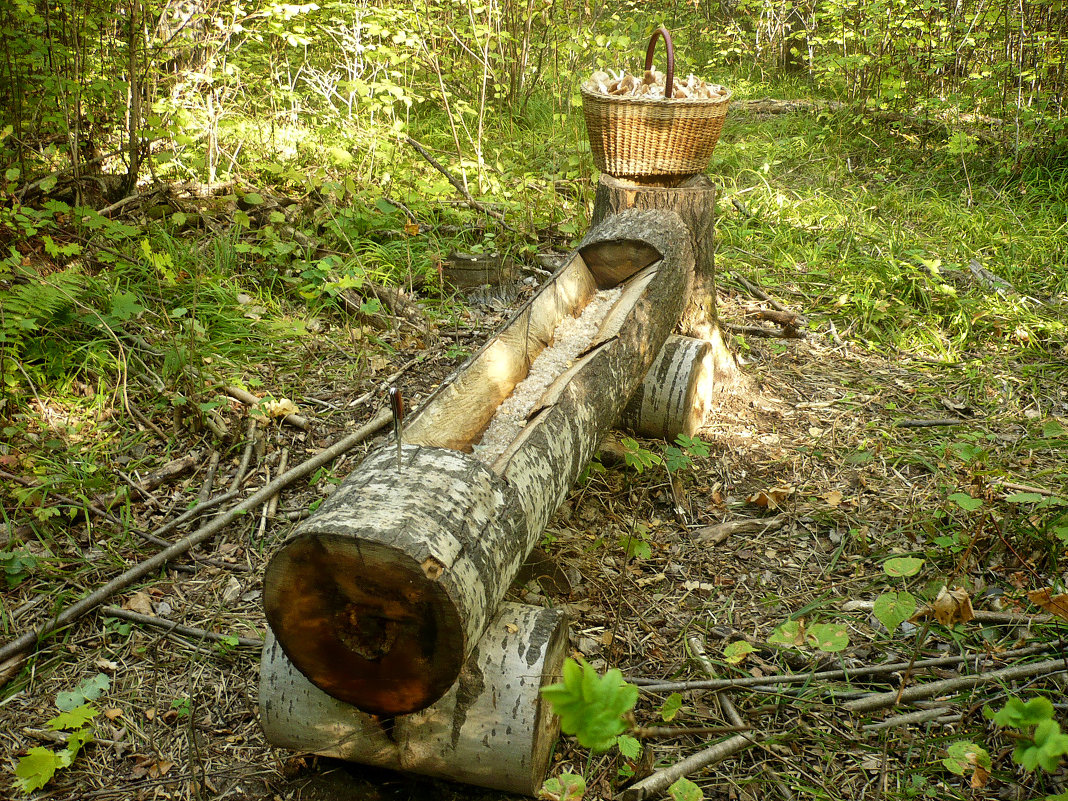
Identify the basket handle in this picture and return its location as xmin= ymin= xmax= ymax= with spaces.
xmin=644 ymin=27 xmax=675 ymax=98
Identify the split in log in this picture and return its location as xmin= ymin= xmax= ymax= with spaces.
xmin=259 ymin=602 xmax=568 ymax=797
xmin=264 ymin=208 xmax=694 ymax=714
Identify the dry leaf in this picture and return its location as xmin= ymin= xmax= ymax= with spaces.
xmin=1027 ymin=588 xmax=1068 ymax=620
xmin=123 ymin=591 xmax=154 ymax=616
xmin=823 ymin=489 xmax=844 ymax=507
xmin=263 ymin=398 xmax=298 ymax=418
xmin=222 ymin=575 xmax=243 ymax=604
xmin=931 ymin=586 xmax=975 ymax=626
xmin=95 ymin=658 xmax=119 ymax=672
xmin=148 ymin=759 xmax=175 ymax=778
xmin=504 ymin=622 xmax=519 ymax=634
xmin=404 ymin=221 xmax=420 ymax=236
xmin=103 ymin=707 xmax=123 ymax=721
xmin=747 ymin=486 xmax=795 ymax=509
xmin=971 ymin=762 xmax=990 ymax=789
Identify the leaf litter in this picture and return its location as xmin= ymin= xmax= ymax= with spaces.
xmin=1 ymin=272 xmax=1067 ymax=801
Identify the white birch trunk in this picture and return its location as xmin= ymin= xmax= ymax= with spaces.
xmin=260 ymin=602 xmax=568 ymax=797
xmin=622 ymin=335 xmax=715 ymax=440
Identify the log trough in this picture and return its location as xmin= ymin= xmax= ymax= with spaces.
xmin=260 ymin=180 xmax=722 ymax=793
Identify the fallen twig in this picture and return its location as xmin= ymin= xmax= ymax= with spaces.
xmin=100 ymin=606 xmax=263 ymax=648
xmin=842 ymin=657 xmax=1068 ymax=714
xmin=722 ymin=321 xmax=803 ymax=339
xmin=861 ymin=707 xmax=954 ymax=732
xmin=0 ymin=408 xmax=390 ymax=667
xmin=895 ymin=418 xmax=964 ymax=427
xmin=692 ymin=514 xmax=787 ymax=545
xmin=620 ymin=731 xmax=752 ymax=801
xmin=404 ymin=136 xmax=522 ymax=235
xmin=93 ymin=454 xmax=198 ymax=509
xmin=630 ymin=640 xmax=1065 ymax=693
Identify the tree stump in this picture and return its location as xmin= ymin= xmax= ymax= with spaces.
xmin=260 ymin=602 xmax=568 ymax=796
xmin=591 ymin=173 xmax=736 ymax=384
xmin=264 ymin=208 xmax=694 ymax=715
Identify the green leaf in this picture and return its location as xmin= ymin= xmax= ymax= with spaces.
xmin=1005 ymin=492 xmax=1045 ymax=504
xmin=39 ymin=174 xmax=58 ymax=193
xmin=660 ymin=692 xmax=684 ymax=722
xmin=1042 ymin=420 xmax=1066 ymax=438
xmin=55 ymin=673 xmax=110 ymax=711
xmin=617 ymin=734 xmax=642 ymax=759
xmin=1015 ymin=719 xmax=1068 ymax=772
xmin=663 ymin=446 xmax=692 ymax=473
xmin=948 ymin=492 xmax=983 ymax=511
xmin=883 ymin=557 xmax=924 ymax=577
xmin=14 ymin=747 xmax=61 ymax=792
xmin=943 ymin=740 xmax=990 ymax=775
xmin=242 ymin=192 xmax=264 ymax=206
xmin=668 ymin=776 xmax=704 ymax=801
xmin=621 ymin=437 xmax=660 ymax=474
xmin=723 ymin=640 xmax=756 ymax=665
xmin=48 ymin=704 xmax=99 ymax=730
xmin=539 ymin=773 xmax=585 ymax=801
xmin=990 ymin=696 xmax=1054 ymax=728
xmin=768 ymin=619 xmax=803 ymax=647
xmin=806 ymin=622 xmax=849 ymax=652
xmin=5 ymin=166 xmax=20 ymax=181
xmin=675 ymin=434 xmax=709 ymax=458
xmin=108 ymin=290 xmax=144 ymax=322
xmin=540 ymin=658 xmax=638 ymax=752
xmin=873 ymin=591 xmax=916 ymax=633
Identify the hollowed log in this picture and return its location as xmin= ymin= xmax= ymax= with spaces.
xmin=264 ymin=208 xmax=694 ymax=715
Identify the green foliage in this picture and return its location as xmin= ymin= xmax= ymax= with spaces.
xmin=621 ymin=437 xmax=660 ymax=474
xmin=14 ymin=694 xmax=101 ymax=792
xmin=0 ymin=549 xmax=38 ymax=588
xmin=539 ymin=773 xmax=586 ymax=801
xmin=943 ymin=741 xmax=991 ymax=777
xmin=668 ymin=777 xmax=704 ymax=801
xmin=769 ymin=619 xmax=851 ymax=652
xmin=55 ymin=673 xmax=110 ymax=712
xmin=540 ymin=657 xmax=638 ymax=752
xmin=883 ymin=557 xmax=924 ymax=578
xmin=986 ymin=697 xmax=1068 ymax=774
xmin=873 ymin=591 xmax=916 ymax=634
xmin=660 ymin=692 xmax=684 ymax=722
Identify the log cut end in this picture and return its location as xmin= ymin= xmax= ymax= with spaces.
xmin=622 ymin=335 xmax=714 ymax=439
xmin=264 ymin=534 xmax=463 ymax=716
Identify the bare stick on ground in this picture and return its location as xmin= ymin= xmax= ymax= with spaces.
xmin=0 ymin=408 xmax=390 ymax=669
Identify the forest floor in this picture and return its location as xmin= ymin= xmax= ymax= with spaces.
xmin=3 ymin=104 xmax=1068 ymax=800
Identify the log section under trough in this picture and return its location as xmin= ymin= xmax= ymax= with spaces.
xmin=260 ymin=602 xmax=568 ymax=796
xmin=264 ymin=208 xmax=694 ymax=715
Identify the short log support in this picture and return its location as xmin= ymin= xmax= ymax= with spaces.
xmin=260 ymin=602 xmax=567 ymax=796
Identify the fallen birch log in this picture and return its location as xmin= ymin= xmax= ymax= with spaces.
xmin=264 ymin=208 xmax=694 ymax=715
xmin=621 ymin=334 xmax=715 ymax=439
xmin=260 ymin=602 xmax=568 ymax=795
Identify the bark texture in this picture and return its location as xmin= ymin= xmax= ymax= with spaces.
xmin=260 ymin=602 xmax=568 ymax=797
xmin=264 ymin=208 xmax=693 ymax=715
xmin=264 ymin=446 xmax=526 ymax=715
xmin=621 ymin=335 xmax=714 ymax=440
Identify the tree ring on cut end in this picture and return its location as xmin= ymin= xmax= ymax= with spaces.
xmin=264 ymin=534 xmax=462 ymax=716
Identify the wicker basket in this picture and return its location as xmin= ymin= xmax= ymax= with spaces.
xmin=581 ymin=27 xmax=731 ymax=177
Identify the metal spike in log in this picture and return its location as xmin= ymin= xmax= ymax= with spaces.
xmin=264 ymin=208 xmax=694 ymax=715
xmin=259 ymin=602 xmax=568 ymax=796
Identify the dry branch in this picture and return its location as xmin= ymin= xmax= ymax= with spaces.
xmin=0 ymin=409 xmax=390 ymax=667
xmin=692 ymin=514 xmax=787 ymax=545
xmin=100 ymin=606 xmax=262 ymax=648
xmin=842 ymin=657 xmax=1068 ymax=714
xmin=404 ymin=136 xmax=521 ymax=234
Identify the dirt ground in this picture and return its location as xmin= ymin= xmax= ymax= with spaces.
xmin=2 ymin=277 xmax=1066 ymax=800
